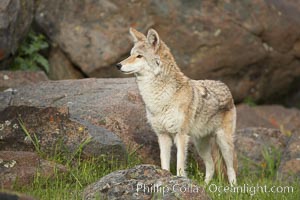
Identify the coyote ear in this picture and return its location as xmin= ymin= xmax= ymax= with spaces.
xmin=147 ymin=29 xmax=160 ymax=52
xmin=129 ymin=27 xmax=146 ymax=43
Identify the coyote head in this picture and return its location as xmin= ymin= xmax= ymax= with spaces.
xmin=116 ymin=28 xmax=164 ymax=76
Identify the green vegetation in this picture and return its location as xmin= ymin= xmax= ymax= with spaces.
xmin=243 ymin=96 xmax=257 ymax=107
xmin=10 ymin=30 xmax=49 ymax=73
xmin=8 ymin=124 xmax=300 ymax=199
xmin=261 ymin=146 xmax=281 ymax=178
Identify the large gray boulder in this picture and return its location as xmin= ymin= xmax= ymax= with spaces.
xmin=0 ymin=0 xmax=34 ymax=68
xmin=35 ymin=0 xmax=300 ymax=102
xmin=83 ymin=164 xmax=210 ymax=200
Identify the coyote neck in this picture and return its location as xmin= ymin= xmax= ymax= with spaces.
xmin=136 ymin=61 xmax=188 ymax=115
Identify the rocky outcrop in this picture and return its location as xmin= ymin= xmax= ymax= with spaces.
xmin=83 ymin=164 xmax=210 ymax=200
xmin=0 ymin=106 xmax=126 ymax=161
xmin=34 ymin=0 xmax=300 ymax=102
xmin=0 ymin=0 xmax=34 ymax=68
xmin=0 ymin=151 xmax=66 ymax=189
xmin=0 ymin=71 xmax=48 ymax=91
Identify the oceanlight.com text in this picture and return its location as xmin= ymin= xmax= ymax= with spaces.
xmin=208 ymin=183 xmax=294 ymax=196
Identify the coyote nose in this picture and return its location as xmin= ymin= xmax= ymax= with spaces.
xmin=116 ymin=63 xmax=122 ymax=70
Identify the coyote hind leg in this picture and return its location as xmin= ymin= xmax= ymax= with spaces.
xmin=216 ymin=108 xmax=237 ymax=185
xmin=193 ymin=135 xmax=215 ymax=183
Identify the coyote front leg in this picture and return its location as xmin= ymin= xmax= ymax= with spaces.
xmin=157 ymin=134 xmax=173 ymax=171
xmin=174 ymin=134 xmax=189 ymax=177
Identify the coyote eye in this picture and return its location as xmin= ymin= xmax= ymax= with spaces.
xmin=137 ymin=55 xmax=143 ymax=58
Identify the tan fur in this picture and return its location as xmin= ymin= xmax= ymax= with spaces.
xmin=117 ymin=28 xmax=237 ymax=185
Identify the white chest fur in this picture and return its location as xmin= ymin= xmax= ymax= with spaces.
xmin=137 ymin=78 xmax=184 ymax=135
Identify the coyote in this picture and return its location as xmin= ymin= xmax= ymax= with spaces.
xmin=116 ymin=28 xmax=237 ymax=184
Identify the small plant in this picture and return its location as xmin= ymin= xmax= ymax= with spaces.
xmin=243 ymin=96 xmax=257 ymax=107
xmin=279 ymin=125 xmax=292 ymax=137
xmin=10 ymin=30 xmax=49 ymax=73
xmin=18 ymin=118 xmax=42 ymax=155
xmin=261 ymin=146 xmax=281 ymax=178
